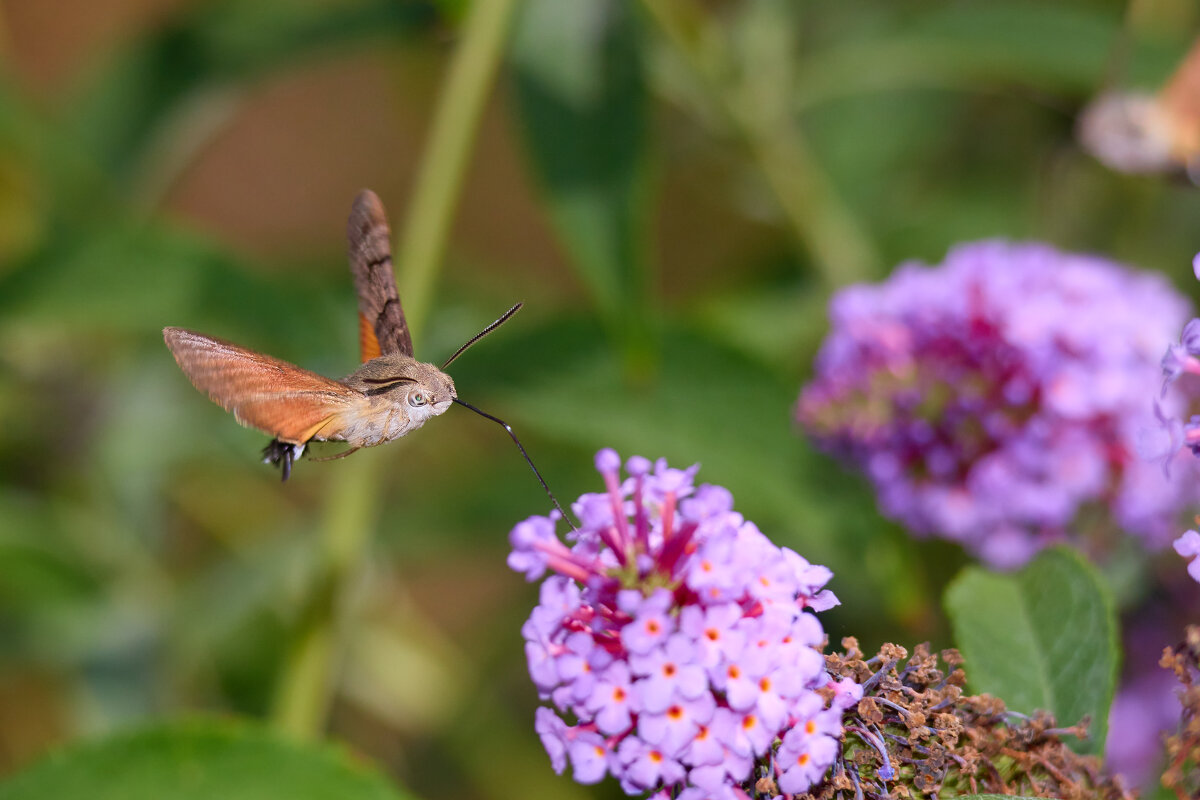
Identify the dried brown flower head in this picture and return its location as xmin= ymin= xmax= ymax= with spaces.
xmin=804 ymin=638 xmax=1134 ymax=799
xmin=1161 ymin=625 xmax=1200 ymax=800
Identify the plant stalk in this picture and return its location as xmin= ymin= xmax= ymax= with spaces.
xmin=639 ymin=0 xmax=879 ymax=284
xmin=396 ymin=0 xmax=520 ymax=336
xmin=270 ymin=0 xmax=517 ymax=739
xmin=271 ymin=449 xmax=380 ymax=738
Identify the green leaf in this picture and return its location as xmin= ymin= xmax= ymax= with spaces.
xmin=958 ymin=796 xmax=1046 ymax=800
xmin=450 ymin=314 xmax=896 ymax=579
xmin=794 ymin=2 xmax=1137 ymax=111
xmin=899 ymin=2 xmax=1122 ymax=87
xmin=0 ymin=718 xmax=414 ymax=800
xmin=944 ymin=547 xmax=1118 ymax=754
xmin=509 ymin=0 xmax=653 ymax=335
xmin=0 ymin=221 xmax=344 ymax=358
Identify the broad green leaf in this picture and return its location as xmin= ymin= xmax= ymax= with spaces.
xmin=0 ymin=538 xmax=101 ymax=616
xmin=509 ymin=0 xmax=653 ymax=338
xmin=944 ymin=547 xmax=1118 ymax=754
xmin=793 ymin=3 xmax=1154 ymax=109
xmin=0 ymin=221 xmax=344 ymax=359
xmin=0 ymin=79 xmax=118 ymax=259
xmin=959 ymin=796 xmax=1045 ymax=800
xmin=902 ymin=2 xmax=1162 ymax=87
xmin=690 ymin=282 xmax=831 ymax=373
xmin=0 ymin=718 xmax=414 ymax=800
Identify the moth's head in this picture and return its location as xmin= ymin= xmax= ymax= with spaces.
xmin=352 ymin=357 xmax=456 ymax=420
xmin=406 ymin=361 xmax=456 ymax=419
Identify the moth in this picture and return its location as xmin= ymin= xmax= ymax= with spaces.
xmin=164 ymin=189 xmax=570 ymax=520
xmin=1078 ymin=35 xmax=1200 ymax=180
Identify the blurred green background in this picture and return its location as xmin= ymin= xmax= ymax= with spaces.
xmin=1 ymin=0 xmax=1198 ymax=797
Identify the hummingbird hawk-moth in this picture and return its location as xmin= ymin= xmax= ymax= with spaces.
xmin=164 ymin=189 xmax=570 ymax=520
xmin=1078 ymin=34 xmax=1200 ymax=180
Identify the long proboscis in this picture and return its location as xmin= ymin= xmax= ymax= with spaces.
xmin=442 ymin=302 xmax=523 ymax=369
xmin=452 ymin=397 xmax=577 ymax=531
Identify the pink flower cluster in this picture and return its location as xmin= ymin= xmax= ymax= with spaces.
xmin=509 ymin=450 xmax=859 ymax=798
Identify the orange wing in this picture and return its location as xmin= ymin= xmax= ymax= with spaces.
xmin=163 ymin=327 xmax=361 ymax=444
xmin=358 ymin=312 xmax=382 ymax=362
xmin=1161 ymin=36 xmax=1200 ymax=161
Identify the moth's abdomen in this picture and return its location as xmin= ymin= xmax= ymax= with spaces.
xmin=333 ymin=399 xmax=417 ymax=447
xmin=330 ymin=395 xmax=452 ymax=447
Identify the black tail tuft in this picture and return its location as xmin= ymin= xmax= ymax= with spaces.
xmin=262 ymin=439 xmax=303 ymax=482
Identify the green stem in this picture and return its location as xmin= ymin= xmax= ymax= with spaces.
xmin=270 ymin=0 xmax=517 ymax=739
xmin=396 ymin=0 xmax=520 ymax=336
xmin=741 ymin=111 xmax=878 ymax=285
xmin=639 ymin=0 xmax=879 ymax=284
xmin=271 ymin=449 xmax=381 ymax=738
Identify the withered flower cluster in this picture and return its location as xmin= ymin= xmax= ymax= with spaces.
xmin=1161 ymin=626 xmax=1200 ymax=799
xmin=795 ymin=639 xmax=1134 ymax=800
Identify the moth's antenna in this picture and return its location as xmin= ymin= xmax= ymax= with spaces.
xmin=452 ymin=397 xmax=577 ymax=531
xmin=442 ymin=302 xmax=522 ymax=369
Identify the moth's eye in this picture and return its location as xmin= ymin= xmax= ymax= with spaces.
xmin=408 ymin=391 xmax=428 ymax=408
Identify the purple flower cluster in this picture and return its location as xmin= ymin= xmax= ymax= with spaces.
xmin=797 ymin=240 xmax=1195 ymax=567
xmin=1158 ymin=253 xmax=1200 ymax=584
xmin=509 ymin=449 xmax=859 ymax=798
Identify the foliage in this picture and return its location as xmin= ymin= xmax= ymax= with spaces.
xmin=944 ymin=548 xmax=1119 ymax=755
xmin=0 ymin=719 xmax=413 ymax=800
xmin=0 ymin=0 xmax=1197 ymax=797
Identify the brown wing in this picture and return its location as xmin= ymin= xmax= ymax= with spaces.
xmin=347 ymin=189 xmax=413 ymax=360
xmin=163 ymin=327 xmax=361 ymax=444
xmin=1160 ymin=36 xmax=1200 ymax=160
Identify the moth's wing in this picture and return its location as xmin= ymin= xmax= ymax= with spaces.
xmin=163 ymin=327 xmax=360 ymax=444
xmin=347 ymin=189 xmax=413 ymax=360
xmin=1161 ymin=37 xmax=1200 ymax=159
xmin=358 ymin=311 xmax=382 ymax=362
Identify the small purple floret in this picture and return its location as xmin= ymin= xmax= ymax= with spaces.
xmin=1174 ymin=530 xmax=1200 ymax=583
xmin=595 ymin=447 xmax=622 ymax=474
xmin=626 ymin=454 xmax=652 ymax=477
